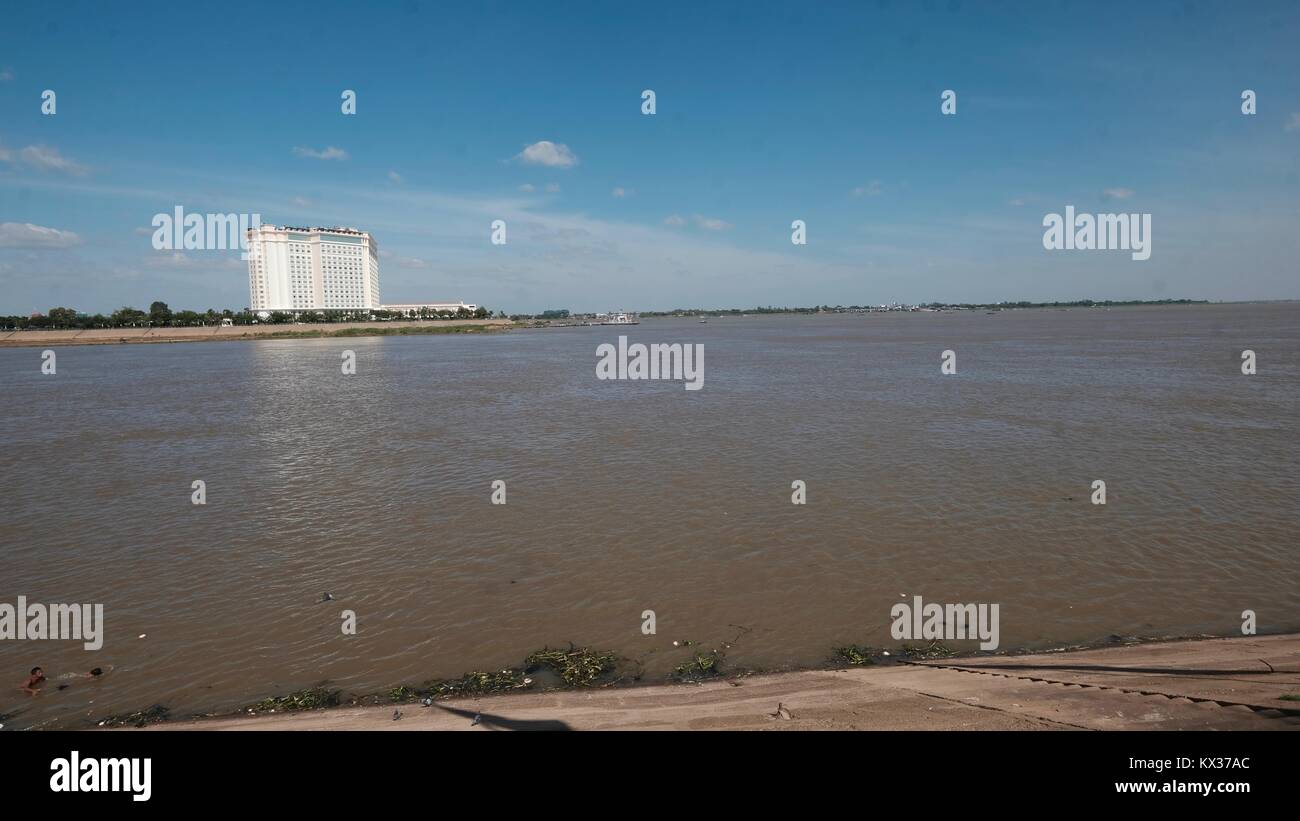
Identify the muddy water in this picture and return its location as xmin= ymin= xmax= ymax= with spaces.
xmin=1 ymin=303 xmax=1297 ymax=728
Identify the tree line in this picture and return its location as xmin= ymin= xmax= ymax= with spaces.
xmin=3 ymin=302 xmax=499 ymax=330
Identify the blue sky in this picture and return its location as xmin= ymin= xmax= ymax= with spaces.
xmin=1 ymin=0 xmax=1298 ymax=314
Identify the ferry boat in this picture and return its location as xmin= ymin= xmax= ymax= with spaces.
xmin=596 ymin=311 xmax=639 ymax=325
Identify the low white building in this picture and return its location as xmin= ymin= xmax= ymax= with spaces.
xmin=381 ymin=302 xmax=478 ymax=314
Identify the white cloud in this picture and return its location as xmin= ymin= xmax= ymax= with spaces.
xmin=16 ymin=145 xmax=88 ymax=175
xmin=0 ymin=68 xmax=13 ymax=82
xmin=380 ymin=248 xmax=429 ymax=268
xmin=1102 ymin=187 xmax=1135 ymax=200
xmin=518 ymin=183 xmax=536 ymax=193
xmin=611 ymin=187 xmax=630 ymax=198
xmin=291 ymin=196 xmax=313 ymax=207
xmin=545 ymin=182 xmax=561 ymax=193
xmin=852 ymin=181 xmax=883 ymax=197
xmin=1008 ymin=198 xmax=1026 ymax=206
xmin=292 ymin=145 xmax=349 ymax=161
xmin=1285 ymin=112 xmax=1300 ymax=132
xmin=514 ymin=141 xmax=578 ymax=168
xmin=145 ymin=252 xmax=192 ymax=267
xmin=388 ymin=170 xmax=404 ymax=184
xmin=663 ymin=213 xmax=730 ymax=230
xmin=693 ymin=214 xmax=732 ymax=231
xmin=0 ymin=222 xmax=83 ymax=248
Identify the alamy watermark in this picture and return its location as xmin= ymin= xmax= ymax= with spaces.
xmin=1042 ymin=205 xmax=1151 ymax=260
xmin=50 ymin=752 xmax=151 ymax=802
xmin=596 ymin=335 xmax=704 ymax=391
xmin=891 ymin=595 xmax=999 ymax=651
xmin=1 ymin=596 xmax=103 ymax=650
xmin=151 ymin=206 xmax=261 ymax=259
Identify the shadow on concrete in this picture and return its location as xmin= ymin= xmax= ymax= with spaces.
xmin=434 ymin=703 xmax=571 ymax=731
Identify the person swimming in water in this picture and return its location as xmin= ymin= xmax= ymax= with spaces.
xmin=36 ymin=666 xmax=111 ymax=692
xmin=54 ymin=666 xmax=110 ymax=683
xmin=20 ymin=666 xmax=45 ymax=695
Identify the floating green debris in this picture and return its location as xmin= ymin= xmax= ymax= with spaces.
xmin=901 ymin=640 xmax=957 ymax=659
xmin=422 ymin=669 xmax=529 ymax=698
xmin=1279 ymin=694 xmax=1300 ymax=702
xmin=524 ymin=646 xmax=619 ymax=686
xmin=833 ymin=645 xmax=877 ymax=666
xmin=98 ymin=704 xmax=171 ymax=728
xmin=244 ymin=688 xmax=341 ymax=714
xmin=388 ymin=685 xmax=419 ymax=702
xmin=672 ymin=651 xmax=722 ymax=682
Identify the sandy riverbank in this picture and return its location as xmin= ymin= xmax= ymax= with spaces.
xmin=141 ymin=634 xmax=1300 ymax=731
xmin=0 ymin=319 xmax=516 ymax=347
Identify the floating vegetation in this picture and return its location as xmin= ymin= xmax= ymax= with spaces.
xmin=524 ymin=646 xmax=619 ymax=687
xmin=833 ymin=645 xmax=877 ymax=666
xmin=244 ymin=688 xmax=341 ymax=714
xmin=672 ymin=651 xmax=723 ymax=682
xmin=1279 ymin=694 xmax=1300 ymax=702
xmin=98 ymin=704 xmax=171 ymax=728
xmin=387 ymin=685 xmax=419 ymax=702
xmin=669 ymin=626 xmax=753 ymax=683
xmin=421 ymin=669 xmax=530 ymax=699
xmin=384 ymin=646 xmax=620 ymax=705
xmin=901 ymin=640 xmax=957 ymax=659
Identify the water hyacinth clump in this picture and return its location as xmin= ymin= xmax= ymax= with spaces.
xmin=901 ymin=641 xmax=957 ymax=660
xmin=524 ymin=646 xmax=619 ymax=687
xmin=244 ymin=688 xmax=341 ymax=714
xmin=832 ymin=645 xmax=877 ymax=666
xmin=98 ymin=704 xmax=171 ymax=728
xmin=424 ymin=669 xmax=530 ymax=698
xmin=672 ymin=651 xmax=723 ymax=682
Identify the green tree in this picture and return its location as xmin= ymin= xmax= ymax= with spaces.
xmin=47 ymin=307 xmax=78 ymax=328
xmin=149 ymin=301 xmax=172 ymax=326
xmin=113 ymin=306 xmax=148 ymax=327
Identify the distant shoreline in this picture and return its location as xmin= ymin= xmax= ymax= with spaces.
xmin=4 ymin=301 xmax=1291 ymax=348
xmin=636 ymin=298 xmax=1219 ymax=317
xmin=0 ymin=319 xmax=517 ymax=348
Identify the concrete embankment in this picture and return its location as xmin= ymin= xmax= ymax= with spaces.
xmin=144 ymin=634 xmax=1300 ymax=731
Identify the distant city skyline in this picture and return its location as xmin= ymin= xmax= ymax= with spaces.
xmin=2 ymin=1 xmax=1299 ymax=314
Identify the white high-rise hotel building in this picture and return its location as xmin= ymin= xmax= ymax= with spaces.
xmin=245 ymin=225 xmax=380 ymax=312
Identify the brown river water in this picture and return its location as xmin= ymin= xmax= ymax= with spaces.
xmin=1 ymin=304 xmax=1297 ymax=728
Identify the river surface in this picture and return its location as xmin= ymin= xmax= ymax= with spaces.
xmin=1 ymin=304 xmax=1297 ymax=728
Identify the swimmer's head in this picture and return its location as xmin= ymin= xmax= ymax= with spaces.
xmin=89 ymin=668 xmax=103 ymax=677
xmin=30 ymin=666 xmax=43 ymax=677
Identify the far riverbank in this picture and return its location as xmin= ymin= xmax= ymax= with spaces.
xmin=0 ymin=319 xmax=517 ymax=347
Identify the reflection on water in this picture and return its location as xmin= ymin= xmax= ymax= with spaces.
xmin=1 ymin=304 xmax=1297 ymax=728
